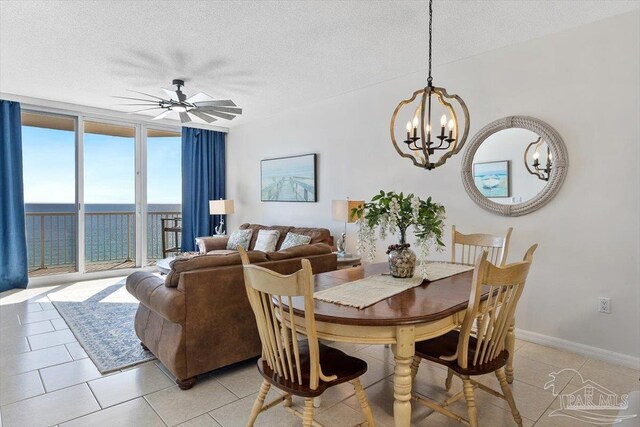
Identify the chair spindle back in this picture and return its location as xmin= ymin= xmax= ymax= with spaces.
xmin=451 ymin=225 xmax=513 ymax=266
xmin=457 ymin=244 xmax=537 ymax=369
xmin=239 ymin=247 xmax=333 ymax=391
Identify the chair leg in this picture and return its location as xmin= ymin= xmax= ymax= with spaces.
xmin=283 ymin=394 xmax=293 ymax=407
xmin=353 ymin=378 xmax=375 ymax=426
xmin=247 ymin=380 xmax=270 ymax=427
xmin=496 ymin=368 xmax=523 ymax=427
xmin=302 ymin=398 xmax=315 ymax=427
xmin=410 ymin=356 xmax=421 ymax=381
xmin=445 ymin=368 xmax=454 ymax=391
xmin=462 ymin=377 xmax=478 ymax=427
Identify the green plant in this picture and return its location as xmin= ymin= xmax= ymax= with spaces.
xmin=352 ymin=191 xmax=445 ymax=276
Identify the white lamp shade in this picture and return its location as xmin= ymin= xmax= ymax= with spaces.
xmin=209 ymin=199 xmax=235 ymax=215
xmin=331 ymin=200 xmax=363 ymax=223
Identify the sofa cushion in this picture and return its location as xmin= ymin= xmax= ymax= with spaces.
xmin=195 ymin=235 xmax=229 ymax=253
xmin=226 ymin=229 xmax=253 ymax=251
xmin=288 ymin=227 xmax=333 ymax=246
xmin=165 ymin=251 xmax=268 ymax=287
xmin=239 ymin=224 xmax=293 ymax=250
xmin=280 ymin=232 xmax=312 ymax=250
xmin=267 ymin=243 xmax=333 ymax=261
xmin=254 ymin=229 xmax=280 ymax=252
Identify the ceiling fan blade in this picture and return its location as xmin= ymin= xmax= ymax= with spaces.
xmin=115 ymin=103 xmax=161 ymax=106
xmin=152 ymin=110 xmax=173 ymax=120
xmin=185 ymin=92 xmax=214 ymax=104
xmin=179 ymin=112 xmax=192 ymax=123
xmin=162 ymin=88 xmax=180 ymax=101
xmin=113 ymin=96 xmax=162 ymax=103
xmin=189 ymin=110 xmax=218 ymax=123
xmin=126 ymin=107 xmax=165 ymax=114
xmin=193 ymin=100 xmax=236 ymax=108
xmin=196 ymin=109 xmax=236 ymax=120
xmin=126 ymin=90 xmax=167 ymax=101
xmin=199 ymin=106 xmax=242 ymax=115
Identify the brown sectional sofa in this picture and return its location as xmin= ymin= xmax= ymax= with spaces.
xmin=126 ymin=224 xmax=337 ymax=389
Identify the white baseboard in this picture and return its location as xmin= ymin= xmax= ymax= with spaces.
xmin=516 ymin=328 xmax=640 ymax=370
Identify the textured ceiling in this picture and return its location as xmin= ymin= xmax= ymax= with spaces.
xmin=1 ymin=0 xmax=638 ymax=127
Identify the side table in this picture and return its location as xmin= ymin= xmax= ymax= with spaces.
xmin=156 ymin=257 xmax=173 ymax=275
xmin=334 ymin=253 xmax=362 ymax=269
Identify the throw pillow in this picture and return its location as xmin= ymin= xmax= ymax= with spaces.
xmin=226 ymin=229 xmax=253 ymax=251
xmin=280 ymin=232 xmax=312 ymax=250
xmin=253 ymin=230 xmax=280 ymax=252
xmin=195 ymin=237 xmax=207 ymax=254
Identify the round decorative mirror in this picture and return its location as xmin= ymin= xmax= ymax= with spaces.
xmin=461 ymin=116 xmax=568 ymax=216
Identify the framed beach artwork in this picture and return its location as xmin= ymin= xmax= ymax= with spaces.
xmin=261 ymin=153 xmax=317 ymax=202
xmin=473 ymin=160 xmax=510 ymax=198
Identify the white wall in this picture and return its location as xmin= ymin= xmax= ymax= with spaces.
xmin=228 ymin=12 xmax=640 ymax=361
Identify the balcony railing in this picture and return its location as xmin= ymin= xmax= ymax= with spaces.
xmin=25 ymin=211 xmax=181 ymax=276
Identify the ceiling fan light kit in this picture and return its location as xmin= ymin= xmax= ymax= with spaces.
xmin=390 ymin=0 xmax=470 ymax=170
xmin=115 ymin=79 xmax=242 ymax=124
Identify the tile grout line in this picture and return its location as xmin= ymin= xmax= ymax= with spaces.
xmin=531 ymin=370 xmax=580 ymax=425
xmin=141 ymin=395 xmax=170 ymax=427
xmin=0 ymin=319 xmax=55 ymax=334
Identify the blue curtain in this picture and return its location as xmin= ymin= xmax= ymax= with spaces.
xmin=0 ymin=100 xmax=28 ymax=292
xmin=181 ymin=128 xmax=226 ymax=251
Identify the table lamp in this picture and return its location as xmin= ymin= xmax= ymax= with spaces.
xmin=331 ymin=198 xmax=364 ymax=257
xmin=209 ymin=199 xmax=235 ymax=235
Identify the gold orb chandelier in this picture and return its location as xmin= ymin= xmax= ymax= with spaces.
xmin=390 ymin=0 xmax=470 ymax=170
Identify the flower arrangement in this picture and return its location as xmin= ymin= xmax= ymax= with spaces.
xmin=351 ymin=191 xmax=446 ymax=278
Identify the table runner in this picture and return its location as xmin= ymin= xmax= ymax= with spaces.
xmin=314 ymin=263 xmax=474 ymax=309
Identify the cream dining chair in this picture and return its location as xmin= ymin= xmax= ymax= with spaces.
xmin=449 ymin=225 xmax=515 ymax=384
xmin=410 ymin=245 xmax=537 ymax=427
xmin=238 ymin=247 xmax=375 ymax=427
xmin=451 ymin=225 xmax=513 ymax=266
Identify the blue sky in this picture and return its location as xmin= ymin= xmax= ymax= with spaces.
xmin=22 ymin=126 xmax=181 ymax=204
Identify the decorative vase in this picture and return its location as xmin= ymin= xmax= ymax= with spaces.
xmin=387 ymin=244 xmax=417 ymax=278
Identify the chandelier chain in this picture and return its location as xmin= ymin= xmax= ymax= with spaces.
xmin=427 ymin=0 xmax=433 ymax=85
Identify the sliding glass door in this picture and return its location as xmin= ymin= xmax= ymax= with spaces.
xmin=22 ymin=111 xmax=182 ymax=278
xmin=146 ymin=128 xmax=182 ymax=264
xmin=83 ymin=121 xmax=137 ymax=272
xmin=21 ymin=112 xmax=78 ymax=276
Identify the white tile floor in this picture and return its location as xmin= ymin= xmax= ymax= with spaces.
xmin=1 ymin=277 xmax=638 ymax=427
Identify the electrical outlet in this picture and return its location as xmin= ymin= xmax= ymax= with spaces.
xmin=598 ymin=298 xmax=611 ymax=314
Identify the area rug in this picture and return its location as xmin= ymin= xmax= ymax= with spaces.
xmin=49 ymin=279 xmax=155 ymax=374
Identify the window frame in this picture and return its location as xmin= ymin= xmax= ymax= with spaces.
xmin=21 ymin=104 xmax=183 ymax=286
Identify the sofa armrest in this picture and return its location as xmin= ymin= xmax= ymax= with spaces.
xmin=126 ymin=272 xmax=185 ymax=323
xmin=195 ymin=236 xmax=230 ymax=253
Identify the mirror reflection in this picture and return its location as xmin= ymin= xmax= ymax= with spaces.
xmin=472 ymin=128 xmax=548 ymax=205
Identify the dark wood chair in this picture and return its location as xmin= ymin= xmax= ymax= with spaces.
xmin=238 ymin=247 xmax=375 ymax=427
xmin=411 ymin=245 xmax=537 ymax=427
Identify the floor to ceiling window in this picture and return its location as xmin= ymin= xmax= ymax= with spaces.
xmin=21 ymin=109 xmax=182 ymax=278
xmin=83 ymin=121 xmax=137 ymax=272
xmin=21 ymin=112 xmax=78 ymax=276
xmin=146 ymin=128 xmax=182 ymax=265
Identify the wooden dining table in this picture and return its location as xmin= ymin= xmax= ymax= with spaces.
xmin=282 ymin=262 xmax=516 ymax=427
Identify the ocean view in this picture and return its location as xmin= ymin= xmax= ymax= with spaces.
xmin=25 ymin=203 xmax=181 ymax=272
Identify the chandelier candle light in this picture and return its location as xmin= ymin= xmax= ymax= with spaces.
xmin=391 ymin=0 xmax=470 ymax=170
xmin=524 ymin=137 xmax=553 ymax=181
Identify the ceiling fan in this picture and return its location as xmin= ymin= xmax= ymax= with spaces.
xmin=115 ymin=79 xmax=242 ymax=123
